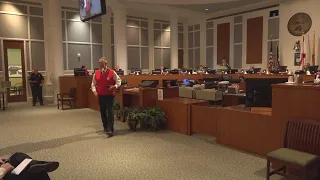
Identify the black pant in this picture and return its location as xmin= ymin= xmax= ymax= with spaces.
xmin=31 ymin=86 xmax=43 ymax=105
xmin=98 ymin=95 xmax=115 ymax=132
xmin=3 ymin=152 xmax=50 ymax=180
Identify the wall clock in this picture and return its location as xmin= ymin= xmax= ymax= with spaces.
xmin=287 ymin=12 xmax=312 ymax=36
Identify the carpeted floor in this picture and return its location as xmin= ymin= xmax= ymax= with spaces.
xmin=0 ymin=103 xmax=284 ymax=180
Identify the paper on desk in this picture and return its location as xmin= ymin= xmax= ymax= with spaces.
xmin=157 ymin=89 xmax=163 ymax=100
xmin=11 ymin=158 xmax=32 ymax=175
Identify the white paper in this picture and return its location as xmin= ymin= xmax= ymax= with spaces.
xmin=157 ymin=89 xmax=163 ymax=100
xmin=11 ymin=158 xmax=32 ymax=175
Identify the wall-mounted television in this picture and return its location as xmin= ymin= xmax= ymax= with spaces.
xmin=78 ymin=0 xmax=106 ymax=22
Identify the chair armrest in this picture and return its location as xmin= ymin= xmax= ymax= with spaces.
xmin=57 ymin=93 xmax=69 ymax=99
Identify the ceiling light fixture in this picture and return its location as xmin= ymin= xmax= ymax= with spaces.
xmin=205 ymin=8 xmax=209 ymax=11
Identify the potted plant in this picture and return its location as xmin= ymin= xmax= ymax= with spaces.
xmin=113 ymin=101 xmax=121 ymax=120
xmin=143 ymin=107 xmax=166 ymax=131
xmin=126 ymin=108 xmax=143 ymax=131
xmin=120 ymin=107 xmax=131 ymax=122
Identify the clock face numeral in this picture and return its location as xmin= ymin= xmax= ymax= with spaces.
xmin=287 ymin=12 xmax=312 ymax=37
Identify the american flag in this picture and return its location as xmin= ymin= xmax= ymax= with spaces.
xmin=268 ymin=40 xmax=274 ymax=72
xmin=300 ymin=35 xmax=306 ymax=70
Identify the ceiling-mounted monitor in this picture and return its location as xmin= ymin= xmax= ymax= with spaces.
xmin=78 ymin=0 xmax=106 ymax=22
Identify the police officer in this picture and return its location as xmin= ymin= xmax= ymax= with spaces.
xmin=29 ymin=69 xmax=44 ymax=106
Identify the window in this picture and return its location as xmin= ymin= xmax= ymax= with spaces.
xmin=126 ymin=16 xmax=149 ymax=70
xmin=61 ymin=8 xmax=103 ymax=71
xmin=188 ymin=24 xmax=200 ymax=69
xmin=154 ymin=20 xmax=171 ymax=69
xmin=206 ymin=21 xmax=214 ymax=68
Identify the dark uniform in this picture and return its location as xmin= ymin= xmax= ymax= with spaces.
xmin=29 ymin=73 xmax=44 ymax=106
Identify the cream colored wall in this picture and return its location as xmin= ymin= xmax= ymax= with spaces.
xmin=279 ymin=0 xmax=320 ymax=71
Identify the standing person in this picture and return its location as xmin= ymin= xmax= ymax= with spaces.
xmin=29 ymin=69 xmax=44 ymax=106
xmin=91 ymin=58 xmax=121 ymax=137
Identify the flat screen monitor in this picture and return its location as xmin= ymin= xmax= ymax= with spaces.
xmin=140 ymin=80 xmax=159 ymax=88
xmin=206 ymin=69 xmax=216 ymax=74
xmin=116 ymin=70 xmax=124 ymax=76
xmin=309 ymin=66 xmax=319 ymax=74
xmin=163 ymin=80 xmax=178 ymax=88
xmin=245 ymin=78 xmax=287 ymax=108
xmin=79 ymin=0 xmax=106 ymax=22
xmin=152 ymin=70 xmax=161 ymax=74
xmin=170 ymin=70 xmax=179 ymax=74
xmin=74 ymin=68 xmax=86 ymax=76
xmin=279 ymin=66 xmax=287 ymax=73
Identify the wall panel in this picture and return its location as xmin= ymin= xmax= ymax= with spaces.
xmin=217 ymin=23 xmax=230 ymax=64
xmin=247 ymin=16 xmax=263 ymax=64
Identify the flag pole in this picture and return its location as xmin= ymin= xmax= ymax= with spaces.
xmin=312 ymin=31 xmax=316 ymax=66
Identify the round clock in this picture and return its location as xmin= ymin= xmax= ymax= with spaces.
xmin=287 ymin=12 xmax=312 ymax=36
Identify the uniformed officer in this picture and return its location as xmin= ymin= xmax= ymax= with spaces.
xmin=29 ymin=69 xmax=44 ymax=106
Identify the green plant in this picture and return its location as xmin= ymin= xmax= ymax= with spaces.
xmin=113 ymin=102 xmax=121 ymax=120
xmin=120 ymin=107 xmax=131 ymax=122
xmin=143 ymin=107 xmax=166 ymax=131
xmin=121 ymin=107 xmax=166 ymax=131
xmin=126 ymin=108 xmax=144 ymax=131
xmin=113 ymin=101 xmax=120 ymax=111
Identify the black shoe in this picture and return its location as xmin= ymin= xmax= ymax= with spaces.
xmin=32 ymin=104 xmax=36 ymax=106
xmin=28 ymin=161 xmax=59 ymax=173
xmin=106 ymin=131 xmax=114 ymax=138
xmin=40 ymin=103 xmax=44 ymax=106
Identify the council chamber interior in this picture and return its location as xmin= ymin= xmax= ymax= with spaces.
xmin=1 ymin=0 xmax=320 ymax=179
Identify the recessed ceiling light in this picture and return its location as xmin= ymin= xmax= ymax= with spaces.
xmin=205 ymin=8 xmax=209 ymax=11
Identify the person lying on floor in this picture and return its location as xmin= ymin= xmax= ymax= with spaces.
xmin=0 ymin=152 xmax=59 ymax=180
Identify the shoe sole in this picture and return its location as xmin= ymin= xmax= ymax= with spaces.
xmin=28 ymin=162 xmax=59 ymax=173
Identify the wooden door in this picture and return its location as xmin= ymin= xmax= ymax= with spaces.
xmin=3 ymin=40 xmax=27 ymax=102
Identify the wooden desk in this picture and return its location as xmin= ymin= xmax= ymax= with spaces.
xmin=59 ymin=74 xmax=315 ymax=110
xmin=156 ymin=98 xmax=208 ymax=135
xmin=272 ymin=83 xmax=320 ymax=146
xmin=120 ymin=87 xmax=158 ymax=109
xmin=59 ymin=76 xmax=91 ymax=108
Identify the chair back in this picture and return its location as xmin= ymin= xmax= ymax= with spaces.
xmin=284 ymin=119 xmax=320 ymax=156
xmin=69 ymin=88 xmax=76 ymax=99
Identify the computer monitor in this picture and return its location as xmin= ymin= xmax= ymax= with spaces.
xmin=152 ymin=70 xmax=162 ymax=75
xmin=140 ymin=80 xmax=159 ymax=88
xmin=170 ymin=70 xmax=179 ymax=74
xmin=116 ymin=70 xmax=124 ymax=75
xmin=163 ymin=80 xmax=178 ymax=88
xmin=228 ymin=69 xmax=238 ymax=74
xmin=74 ymin=68 xmax=86 ymax=76
xmin=186 ymin=68 xmax=193 ymax=74
xmin=245 ymin=78 xmax=287 ymax=108
xmin=309 ymin=66 xmax=319 ymax=74
xmin=206 ymin=69 xmax=216 ymax=74
xmin=279 ymin=66 xmax=287 ymax=73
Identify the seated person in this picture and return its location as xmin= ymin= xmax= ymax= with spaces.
xmin=219 ymin=58 xmax=231 ymax=71
xmin=81 ymin=66 xmax=89 ymax=76
xmin=0 ymin=152 xmax=59 ymax=180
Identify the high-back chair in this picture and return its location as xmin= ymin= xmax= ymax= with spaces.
xmin=57 ymin=88 xmax=76 ymax=110
xmin=266 ymin=119 xmax=320 ymax=180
